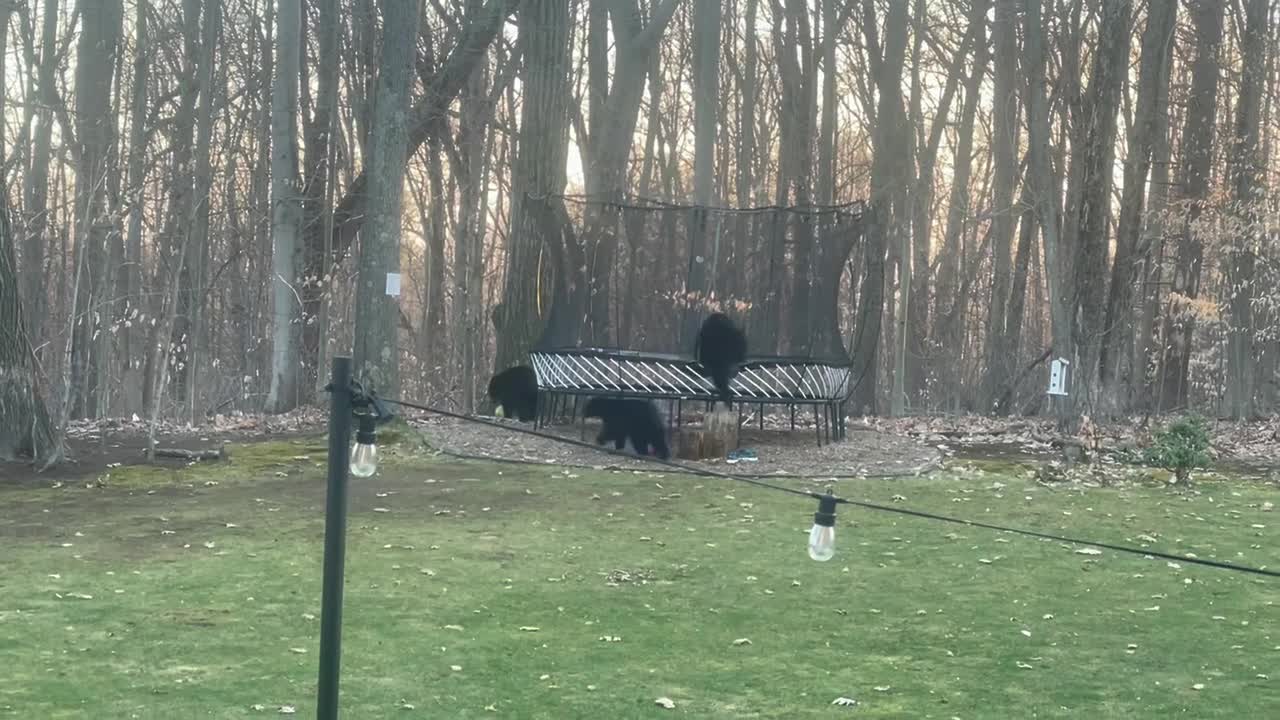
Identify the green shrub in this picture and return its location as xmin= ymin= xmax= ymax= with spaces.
xmin=1143 ymin=415 xmax=1212 ymax=484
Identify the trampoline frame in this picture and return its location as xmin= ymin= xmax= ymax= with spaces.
xmin=529 ymin=348 xmax=854 ymax=446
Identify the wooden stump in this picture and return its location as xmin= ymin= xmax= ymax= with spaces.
xmin=676 ymin=405 xmax=739 ymax=460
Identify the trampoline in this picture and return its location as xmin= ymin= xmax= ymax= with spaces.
xmin=517 ymin=194 xmax=868 ymax=446
xmin=530 ymin=347 xmax=854 ymax=444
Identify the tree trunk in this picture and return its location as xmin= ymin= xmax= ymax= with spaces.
xmin=121 ymin=0 xmax=149 ymax=414
xmin=1023 ymin=0 xmax=1069 ymax=425
xmin=69 ymin=0 xmax=123 ymax=419
xmin=1066 ymin=0 xmax=1133 ymax=425
xmin=979 ymin=0 xmax=1020 ymax=413
xmin=184 ymin=0 xmax=221 ymax=420
xmin=683 ymin=0 xmax=720 ymax=346
xmin=909 ymin=6 xmax=969 ymax=405
xmin=22 ymin=0 xmax=61 ymax=354
xmin=1004 ymin=164 xmax=1036 ymax=384
xmin=1223 ymin=0 xmax=1268 ymax=420
xmin=1134 ymin=55 xmax=1175 ymax=409
xmin=352 ymin=0 xmax=422 ymax=398
xmin=453 ymin=18 xmax=489 ymax=409
xmin=579 ymin=0 xmax=682 ymax=344
xmin=933 ymin=0 xmax=988 ymax=405
xmin=493 ymin=0 xmax=572 ymax=372
xmin=310 ymin=0 xmax=341 ymax=398
xmin=423 ymin=135 xmax=447 ymax=378
xmin=1157 ymin=0 xmax=1223 ymax=413
xmin=851 ymin=0 xmax=909 ymax=416
xmin=0 ymin=205 xmax=57 ymax=464
xmin=266 ymin=0 xmax=303 ymax=413
xmin=1099 ymin=0 xmax=1177 ymax=410
xmin=314 ymin=0 xmax=516 ymax=377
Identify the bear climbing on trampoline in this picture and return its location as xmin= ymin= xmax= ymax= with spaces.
xmin=695 ymin=313 xmax=748 ymax=409
xmin=487 ymin=365 xmax=539 ymax=422
xmin=583 ymin=396 xmax=670 ymax=460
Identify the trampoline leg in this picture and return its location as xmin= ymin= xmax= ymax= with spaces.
xmin=790 ymin=404 xmax=796 ymax=431
xmin=813 ymin=405 xmax=822 ymax=447
xmin=677 ymin=399 xmax=683 ymax=431
xmin=759 ymin=403 xmax=765 ymax=431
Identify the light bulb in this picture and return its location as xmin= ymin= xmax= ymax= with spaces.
xmin=808 ymin=493 xmax=838 ymax=562
xmin=349 ymin=412 xmax=378 ymax=477
xmin=350 ymin=441 xmax=377 ymax=477
xmin=808 ymin=523 xmax=836 ymax=562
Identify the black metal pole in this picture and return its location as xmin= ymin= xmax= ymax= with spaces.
xmin=317 ymin=356 xmax=353 ymax=720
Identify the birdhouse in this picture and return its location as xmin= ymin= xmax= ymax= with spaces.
xmin=1048 ymin=357 xmax=1071 ymax=396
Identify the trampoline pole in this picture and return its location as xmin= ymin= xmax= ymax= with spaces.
xmin=317 ymin=357 xmax=354 ymax=720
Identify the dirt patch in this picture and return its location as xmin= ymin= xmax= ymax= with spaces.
xmin=410 ymin=414 xmax=942 ymax=478
xmin=0 ymin=411 xmax=327 ymax=486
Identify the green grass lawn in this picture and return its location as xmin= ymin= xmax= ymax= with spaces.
xmin=0 ymin=439 xmax=1277 ymax=718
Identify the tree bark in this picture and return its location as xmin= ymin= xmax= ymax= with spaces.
xmin=352 ymin=0 xmax=422 ymax=398
xmin=1223 ymin=0 xmax=1268 ymax=419
xmin=69 ymin=0 xmax=123 ymax=419
xmin=1157 ymin=0 xmax=1223 ymax=412
xmin=21 ymin=0 xmax=61 ymax=353
xmin=979 ymin=0 xmax=1020 ymax=413
xmin=851 ymin=0 xmax=909 ymax=416
xmin=313 ymin=0 xmax=517 ymax=377
xmin=1023 ymin=0 xmax=1069 ymax=424
xmin=683 ymin=0 xmax=720 ymax=346
xmin=933 ymin=0 xmax=988 ymax=405
xmin=493 ymin=0 xmax=573 ymax=372
xmin=579 ymin=0 xmax=682 ymax=344
xmin=120 ymin=0 xmax=149 ymax=414
xmin=266 ymin=0 xmax=303 ymax=413
xmin=1066 ymin=0 xmax=1133 ymax=425
xmin=184 ymin=0 xmax=221 ymax=420
xmin=1098 ymin=0 xmax=1177 ymax=410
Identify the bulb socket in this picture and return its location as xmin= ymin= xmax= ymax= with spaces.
xmin=355 ymin=412 xmax=377 ymax=445
xmin=813 ymin=493 xmax=838 ymax=528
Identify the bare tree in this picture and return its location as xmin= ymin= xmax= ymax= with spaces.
xmin=120 ymin=0 xmax=150 ymax=413
xmin=1066 ymin=0 xmax=1133 ymax=424
xmin=577 ymin=0 xmax=682 ymax=343
xmin=1158 ymin=0 xmax=1224 ymax=412
xmin=1023 ymin=0 xmax=1067 ymax=422
xmin=0 ymin=0 xmax=56 ymax=465
xmin=267 ymin=0 xmax=303 ymax=412
xmin=852 ymin=0 xmax=910 ymax=416
xmin=69 ymin=0 xmax=123 ymax=419
xmin=21 ymin=0 xmax=61 ymax=351
xmin=1099 ymin=0 xmax=1178 ymax=408
xmin=978 ymin=0 xmax=1021 ymax=413
xmin=1223 ymin=0 xmax=1269 ymax=419
xmin=352 ymin=0 xmax=422 ymax=397
xmin=493 ymin=0 xmax=573 ymax=372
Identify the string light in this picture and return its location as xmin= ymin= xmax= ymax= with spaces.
xmin=808 ymin=493 xmax=838 ymax=562
xmin=349 ymin=412 xmax=379 ymax=477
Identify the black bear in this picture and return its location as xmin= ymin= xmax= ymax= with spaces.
xmin=487 ymin=365 xmax=539 ymax=422
xmin=695 ymin=312 xmax=747 ymax=408
xmin=583 ymin=397 xmax=670 ymax=459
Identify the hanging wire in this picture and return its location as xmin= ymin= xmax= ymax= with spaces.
xmin=375 ymin=395 xmax=1280 ymax=580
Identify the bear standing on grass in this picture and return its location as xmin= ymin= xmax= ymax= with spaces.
xmin=487 ymin=365 xmax=539 ymax=422
xmin=695 ymin=313 xmax=747 ymax=408
xmin=583 ymin=397 xmax=670 ymax=460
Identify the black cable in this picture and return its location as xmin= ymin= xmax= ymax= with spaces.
xmin=834 ymin=497 xmax=1280 ymax=579
xmin=377 ymin=395 xmax=1280 ymax=580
